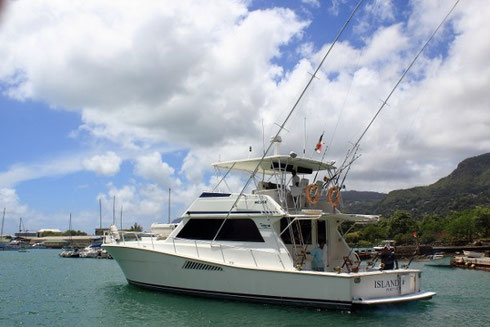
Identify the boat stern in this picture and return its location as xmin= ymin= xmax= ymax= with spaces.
xmin=350 ymin=269 xmax=435 ymax=306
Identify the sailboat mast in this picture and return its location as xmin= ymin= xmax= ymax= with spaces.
xmin=112 ymin=196 xmax=115 ymax=226
xmin=120 ymin=205 xmax=123 ymax=230
xmin=99 ymin=198 xmax=102 ymax=229
xmin=1 ymin=208 xmax=5 ymax=240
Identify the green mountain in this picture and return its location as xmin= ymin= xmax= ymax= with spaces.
xmin=341 ymin=190 xmax=387 ymax=213
xmin=343 ymin=153 xmax=490 ymax=218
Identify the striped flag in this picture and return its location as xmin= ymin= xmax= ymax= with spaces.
xmin=314 ymin=133 xmax=324 ymax=153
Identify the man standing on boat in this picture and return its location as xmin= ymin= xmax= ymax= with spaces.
xmin=380 ymin=245 xmax=398 ymax=270
xmin=290 ymin=169 xmax=301 ymax=208
xmin=291 ymin=169 xmax=300 ymax=187
xmin=310 ymin=241 xmax=326 ymax=271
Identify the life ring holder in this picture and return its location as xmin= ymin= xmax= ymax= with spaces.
xmin=305 ymin=184 xmax=320 ymax=204
xmin=327 ymin=186 xmax=341 ymax=207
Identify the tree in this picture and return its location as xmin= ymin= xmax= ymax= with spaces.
xmin=360 ymin=222 xmax=387 ymax=245
xmin=446 ymin=210 xmax=476 ymax=243
xmin=474 ymin=206 xmax=490 ymax=238
xmin=418 ymin=214 xmax=445 ymax=244
xmin=387 ymin=211 xmax=417 ymax=240
xmin=129 ymin=222 xmax=143 ymax=232
xmin=62 ymin=230 xmax=87 ymax=236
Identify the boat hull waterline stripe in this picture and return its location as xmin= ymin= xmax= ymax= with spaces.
xmin=127 ymin=279 xmax=352 ymax=309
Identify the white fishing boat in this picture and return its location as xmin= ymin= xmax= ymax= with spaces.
xmin=101 ymin=0 xmax=456 ymax=309
xmin=103 ymin=145 xmax=435 ymax=309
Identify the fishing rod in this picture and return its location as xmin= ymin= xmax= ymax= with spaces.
xmin=335 ymin=0 xmax=460 ymax=184
xmin=211 ymin=0 xmax=366 ymax=242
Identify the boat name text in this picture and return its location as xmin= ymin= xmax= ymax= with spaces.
xmin=374 ymin=279 xmax=400 ymax=291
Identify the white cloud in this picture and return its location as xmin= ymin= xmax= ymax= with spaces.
xmin=97 ymin=182 xmax=177 ymax=230
xmin=0 ymin=155 xmax=85 ymax=187
xmin=82 ymin=151 xmax=122 ymax=176
xmin=0 ymin=188 xmax=28 ymax=216
xmin=134 ymin=152 xmax=180 ymax=188
xmin=0 ymin=188 xmax=30 ymax=235
xmin=0 ymin=0 xmax=307 ymax=149
xmin=0 ymin=0 xmax=489 ymax=201
xmin=301 ymin=0 xmax=320 ymax=9
xmin=365 ymin=0 xmax=395 ymax=22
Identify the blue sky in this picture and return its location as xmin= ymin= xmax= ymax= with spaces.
xmin=1 ymin=0 xmax=489 ymax=235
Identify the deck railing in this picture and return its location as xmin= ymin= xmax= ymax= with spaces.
xmin=104 ymin=231 xmax=287 ymax=269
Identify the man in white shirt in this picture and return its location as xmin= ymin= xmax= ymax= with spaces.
xmin=310 ymin=241 xmax=326 ymax=271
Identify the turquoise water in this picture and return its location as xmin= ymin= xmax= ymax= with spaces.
xmin=1 ymin=249 xmax=489 ymax=326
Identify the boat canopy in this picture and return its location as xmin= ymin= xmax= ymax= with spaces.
xmin=212 ymin=155 xmax=336 ymax=175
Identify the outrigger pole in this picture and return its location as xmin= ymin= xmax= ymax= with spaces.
xmin=335 ymin=0 xmax=460 ymax=183
xmin=212 ymin=0 xmax=366 ymax=242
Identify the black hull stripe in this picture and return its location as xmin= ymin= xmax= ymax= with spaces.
xmin=186 ymin=211 xmax=266 ymax=215
xmin=127 ymin=279 xmax=352 ymax=310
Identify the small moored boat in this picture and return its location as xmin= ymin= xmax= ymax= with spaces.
xmin=426 ymin=254 xmax=452 ymax=267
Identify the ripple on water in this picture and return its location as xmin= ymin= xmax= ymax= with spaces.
xmin=1 ymin=251 xmax=489 ymax=326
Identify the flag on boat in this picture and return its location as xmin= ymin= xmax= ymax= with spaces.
xmin=412 ymin=231 xmax=417 ymax=237
xmin=314 ymin=133 xmax=324 ymax=153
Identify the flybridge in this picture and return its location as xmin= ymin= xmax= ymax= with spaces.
xmin=213 ymin=155 xmax=336 ymax=175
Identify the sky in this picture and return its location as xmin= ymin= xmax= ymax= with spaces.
xmin=0 ymin=0 xmax=489 ymax=235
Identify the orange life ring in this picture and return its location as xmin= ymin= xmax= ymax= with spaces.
xmin=327 ymin=186 xmax=341 ymax=207
xmin=305 ymin=184 xmax=320 ymax=204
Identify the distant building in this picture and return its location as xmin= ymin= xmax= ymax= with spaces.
xmin=95 ymin=228 xmax=110 ymax=236
xmin=14 ymin=232 xmax=37 ymax=238
xmin=37 ymin=229 xmax=62 ymax=237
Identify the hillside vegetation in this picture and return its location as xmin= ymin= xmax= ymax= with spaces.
xmin=343 ymin=153 xmax=490 ymax=218
xmin=340 ymin=153 xmax=490 ymax=246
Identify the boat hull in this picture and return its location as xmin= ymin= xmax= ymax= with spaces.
xmin=105 ymin=244 xmax=434 ymax=310
xmin=426 ymin=256 xmax=452 ymax=267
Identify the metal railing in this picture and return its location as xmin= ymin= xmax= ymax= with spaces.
xmin=104 ymin=231 xmax=287 ymax=270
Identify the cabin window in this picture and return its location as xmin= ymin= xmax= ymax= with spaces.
xmin=177 ymin=219 xmax=264 ymax=242
xmin=280 ymin=218 xmax=312 ymax=245
xmin=317 ymin=220 xmax=326 ymax=244
xmin=176 ymin=219 xmax=222 ymax=240
xmin=216 ymin=219 xmax=264 ymax=242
